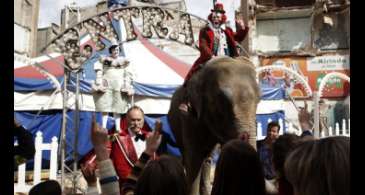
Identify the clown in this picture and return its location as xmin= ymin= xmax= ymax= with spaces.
xmin=180 ymin=2 xmax=249 ymax=112
xmin=92 ymin=40 xmax=134 ymax=132
xmin=183 ymin=3 xmax=249 ymax=84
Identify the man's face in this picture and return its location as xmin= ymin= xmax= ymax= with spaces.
xmin=267 ymin=126 xmax=279 ymax=141
xmin=111 ymin=46 xmax=120 ymax=58
xmin=83 ymin=46 xmax=93 ymax=58
xmin=212 ymin=12 xmax=223 ymax=27
xmin=127 ymin=109 xmax=144 ymax=134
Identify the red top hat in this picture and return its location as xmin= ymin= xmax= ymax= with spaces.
xmin=211 ymin=3 xmax=225 ymax=14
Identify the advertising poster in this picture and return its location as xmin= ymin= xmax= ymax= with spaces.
xmin=260 ymin=55 xmax=350 ymax=98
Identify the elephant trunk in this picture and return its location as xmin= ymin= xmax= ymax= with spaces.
xmin=234 ymin=106 xmax=257 ymax=150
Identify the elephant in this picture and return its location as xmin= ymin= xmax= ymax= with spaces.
xmin=168 ymin=56 xmax=261 ymax=194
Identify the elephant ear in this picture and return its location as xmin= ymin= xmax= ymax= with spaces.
xmin=186 ymin=71 xmax=204 ymax=120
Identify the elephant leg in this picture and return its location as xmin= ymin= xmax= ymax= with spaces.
xmin=199 ymin=156 xmax=213 ymax=195
xmin=184 ymin=143 xmax=216 ymax=195
xmin=190 ymin=168 xmax=202 ymax=195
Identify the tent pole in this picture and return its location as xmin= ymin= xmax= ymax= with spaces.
xmin=60 ymin=71 xmax=69 ymax=190
xmin=72 ymin=71 xmax=81 ymax=194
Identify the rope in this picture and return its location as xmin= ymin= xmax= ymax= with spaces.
xmin=114 ymin=134 xmax=135 ymax=167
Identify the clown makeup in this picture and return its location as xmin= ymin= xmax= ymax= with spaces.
xmin=212 ymin=12 xmax=223 ymax=27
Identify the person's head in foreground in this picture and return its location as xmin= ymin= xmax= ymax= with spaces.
xmin=211 ymin=139 xmax=266 ymax=195
xmin=28 ymin=180 xmax=61 ymax=195
xmin=135 ymin=155 xmax=188 ymax=195
xmin=285 ymin=136 xmax=350 ymax=195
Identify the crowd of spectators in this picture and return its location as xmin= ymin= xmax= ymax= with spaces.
xmin=76 ymin=103 xmax=349 ymax=195
xmin=15 ymin=103 xmax=349 ymax=195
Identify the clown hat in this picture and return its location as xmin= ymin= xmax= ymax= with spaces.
xmin=211 ymin=3 xmax=225 ymax=14
xmin=109 ymin=39 xmax=119 ymax=48
xmin=108 ymin=39 xmax=119 ymax=53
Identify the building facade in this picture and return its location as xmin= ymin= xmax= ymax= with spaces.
xmin=14 ymin=0 xmax=40 ymax=58
xmin=240 ymin=0 xmax=350 ymax=129
xmin=36 ymin=23 xmax=60 ymax=56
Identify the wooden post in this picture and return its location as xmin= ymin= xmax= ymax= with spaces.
xmin=335 ymin=123 xmax=340 ymax=136
xmin=348 ymin=118 xmax=350 ymax=136
xmin=329 ymin=126 xmax=333 ymax=136
xmin=240 ymin=0 xmax=250 ymax=54
xmin=342 ymin=119 xmax=346 ymax=135
xmin=34 ymin=131 xmax=43 ymax=185
xmin=257 ymin=122 xmax=263 ymax=140
xmin=50 ymin=136 xmax=59 ymax=180
xmin=17 ymin=163 xmax=26 ymax=189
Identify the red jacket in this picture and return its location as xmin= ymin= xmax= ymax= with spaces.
xmin=184 ymin=23 xmax=249 ymax=84
xmin=109 ymin=125 xmax=150 ymax=184
xmin=80 ymin=117 xmax=152 ymax=187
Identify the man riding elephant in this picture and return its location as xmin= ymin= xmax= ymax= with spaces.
xmin=180 ymin=2 xmax=249 ymax=113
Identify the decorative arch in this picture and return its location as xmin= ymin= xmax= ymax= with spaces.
xmin=256 ymin=65 xmax=313 ymax=97
xmin=318 ymin=72 xmax=350 ymax=98
xmin=40 ymin=6 xmax=209 ymax=71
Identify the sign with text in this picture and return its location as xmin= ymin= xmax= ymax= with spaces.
xmin=307 ymin=55 xmax=350 ymax=71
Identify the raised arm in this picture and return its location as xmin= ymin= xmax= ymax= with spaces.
xmin=198 ymin=28 xmax=214 ymax=60
xmin=90 ymin=115 xmax=120 ymax=195
xmin=233 ymin=19 xmax=249 ymax=43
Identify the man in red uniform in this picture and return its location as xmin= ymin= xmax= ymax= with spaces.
xmin=180 ymin=2 xmax=249 ymax=112
xmin=109 ymin=105 xmax=152 ymax=186
xmin=80 ymin=106 xmax=154 ymax=190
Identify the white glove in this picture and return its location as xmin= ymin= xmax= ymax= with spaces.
xmin=92 ymin=71 xmax=107 ymax=93
xmin=95 ymin=71 xmax=103 ymax=86
xmin=127 ymin=88 xmax=134 ymax=96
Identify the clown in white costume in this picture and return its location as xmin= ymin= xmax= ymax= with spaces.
xmin=92 ymin=40 xmax=134 ymax=132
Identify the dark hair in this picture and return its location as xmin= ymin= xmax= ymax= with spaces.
xmin=300 ymin=130 xmax=313 ymax=138
xmin=135 ymin=155 xmax=188 ymax=195
xmin=267 ymin=121 xmax=281 ymax=132
xmin=272 ymin=133 xmax=300 ymax=178
xmin=285 ymin=136 xmax=350 ymax=195
xmin=211 ymin=139 xmax=266 ymax=195
xmin=109 ymin=44 xmax=119 ymax=54
xmin=84 ymin=44 xmax=93 ymax=51
xmin=127 ymin=105 xmax=144 ymax=116
xmin=28 ymin=180 xmax=62 ymax=195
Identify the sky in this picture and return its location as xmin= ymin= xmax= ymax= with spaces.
xmin=38 ymin=0 xmax=240 ymax=28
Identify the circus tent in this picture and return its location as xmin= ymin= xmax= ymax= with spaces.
xmin=14 ymin=21 xmax=288 ymax=160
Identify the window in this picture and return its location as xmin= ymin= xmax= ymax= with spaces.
xmin=14 ymin=23 xmax=31 ymax=54
xmin=21 ymin=0 xmax=32 ymax=28
xmin=313 ymin=9 xmax=350 ymax=50
xmin=255 ymin=17 xmax=311 ymax=53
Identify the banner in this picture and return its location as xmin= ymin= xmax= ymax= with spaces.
xmin=260 ymin=55 xmax=350 ymax=98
